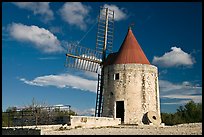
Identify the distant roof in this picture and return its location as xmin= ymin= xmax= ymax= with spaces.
xmin=104 ymin=27 xmax=150 ymax=66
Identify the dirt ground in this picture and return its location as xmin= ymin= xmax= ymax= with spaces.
xmin=41 ymin=123 xmax=202 ymax=135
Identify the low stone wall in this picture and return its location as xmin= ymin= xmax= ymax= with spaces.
xmin=2 ymin=128 xmax=41 ymax=135
xmin=70 ymin=116 xmax=121 ymax=128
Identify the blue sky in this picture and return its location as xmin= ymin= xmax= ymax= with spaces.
xmin=2 ymin=2 xmax=202 ymax=115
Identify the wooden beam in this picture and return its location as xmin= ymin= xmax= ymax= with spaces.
xmin=66 ymin=54 xmax=102 ymax=64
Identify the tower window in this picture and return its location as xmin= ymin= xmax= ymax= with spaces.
xmin=114 ymin=73 xmax=119 ymax=80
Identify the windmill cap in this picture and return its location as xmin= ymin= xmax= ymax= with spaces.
xmin=104 ymin=28 xmax=150 ymax=66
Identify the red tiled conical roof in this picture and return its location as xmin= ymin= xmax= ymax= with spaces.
xmin=104 ymin=27 xmax=150 ymax=66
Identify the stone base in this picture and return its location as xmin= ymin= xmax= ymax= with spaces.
xmin=70 ymin=116 xmax=121 ymax=128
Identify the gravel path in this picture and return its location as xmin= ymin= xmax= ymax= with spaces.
xmin=41 ymin=123 xmax=202 ymax=135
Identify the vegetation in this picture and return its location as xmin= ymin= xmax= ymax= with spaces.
xmin=3 ymin=99 xmax=201 ymax=127
xmin=2 ymin=99 xmax=77 ymax=127
xmin=161 ymin=100 xmax=202 ymax=125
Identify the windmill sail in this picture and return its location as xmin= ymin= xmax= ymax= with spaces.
xmin=96 ymin=7 xmax=114 ymax=56
xmin=65 ymin=44 xmax=102 ymax=73
xmin=64 ymin=7 xmax=115 ymax=117
xmin=95 ymin=7 xmax=114 ymax=117
xmin=65 ymin=7 xmax=114 ymax=74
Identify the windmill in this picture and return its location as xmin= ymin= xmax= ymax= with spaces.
xmin=65 ymin=7 xmax=114 ymax=117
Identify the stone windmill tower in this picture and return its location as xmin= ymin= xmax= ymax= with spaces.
xmin=101 ymin=26 xmax=161 ymax=125
xmin=65 ymin=6 xmax=161 ymax=126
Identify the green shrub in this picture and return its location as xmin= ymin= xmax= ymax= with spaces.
xmin=161 ymin=101 xmax=202 ymax=125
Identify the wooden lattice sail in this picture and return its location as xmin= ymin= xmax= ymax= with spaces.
xmin=65 ymin=6 xmax=115 ymax=117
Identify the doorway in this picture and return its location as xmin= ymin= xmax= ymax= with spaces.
xmin=116 ymin=101 xmax=124 ymax=123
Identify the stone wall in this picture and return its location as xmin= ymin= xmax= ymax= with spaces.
xmin=102 ymin=64 xmax=161 ymax=125
xmin=70 ymin=116 xmax=121 ymax=128
xmin=2 ymin=128 xmax=41 ymax=135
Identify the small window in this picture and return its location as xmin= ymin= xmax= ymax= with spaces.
xmin=114 ymin=73 xmax=119 ymax=80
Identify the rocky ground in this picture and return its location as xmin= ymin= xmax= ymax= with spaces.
xmin=41 ymin=123 xmax=202 ymax=135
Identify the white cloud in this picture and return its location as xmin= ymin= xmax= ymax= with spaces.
xmin=49 ymin=26 xmax=63 ymax=34
xmin=152 ymin=47 xmax=195 ymax=67
xmin=80 ymin=108 xmax=95 ymax=116
xmin=83 ymin=71 xmax=98 ymax=80
xmin=38 ymin=57 xmax=59 ymax=60
xmin=161 ymin=100 xmax=190 ymax=105
xmin=59 ymin=2 xmax=91 ymax=31
xmin=159 ymin=69 xmax=168 ymax=76
xmin=2 ymin=26 xmax=11 ymax=41
xmin=159 ymin=80 xmax=202 ymax=104
xmin=9 ymin=23 xmax=65 ymax=53
xmin=12 ymin=2 xmax=54 ymax=22
xmin=19 ymin=73 xmax=97 ymax=93
xmin=72 ymin=107 xmax=95 ymax=116
xmin=103 ymin=4 xmax=128 ymax=21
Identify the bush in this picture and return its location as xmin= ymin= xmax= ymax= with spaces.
xmin=161 ymin=101 xmax=202 ymax=125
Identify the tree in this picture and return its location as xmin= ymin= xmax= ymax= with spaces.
xmin=161 ymin=100 xmax=202 ymax=125
xmin=183 ymin=100 xmax=202 ymax=123
xmin=6 ymin=106 xmax=17 ymax=112
xmin=2 ymin=99 xmax=77 ymax=126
